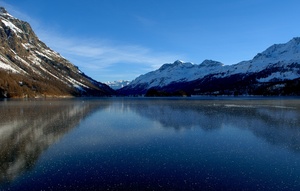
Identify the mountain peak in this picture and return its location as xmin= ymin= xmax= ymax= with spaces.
xmin=0 ymin=7 xmax=12 ymax=18
xmin=200 ymin=59 xmax=224 ymax=67
xmin=289 ymin=37 xmax=300 ymax=45
xmin=0 ymin=7 xmax=8 ymax=14
xmin=252 ymin=37 xmax=300 ymax=62
xmin=159 ymin=60 xmax=193 ymax=71
xmin=174 ymin=60 xmax=184 ymax=65
xmin=173 ymin=60 xmax=193 ymax=67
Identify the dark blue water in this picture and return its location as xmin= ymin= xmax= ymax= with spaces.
xmin=1 ymin=97 xmax=300 ymax=190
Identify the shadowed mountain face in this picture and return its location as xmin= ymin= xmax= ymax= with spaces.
xmin=0 ymin=7 xmax=115 ymax=98
xmin=0 ymin=99 xmax=110 ymax=184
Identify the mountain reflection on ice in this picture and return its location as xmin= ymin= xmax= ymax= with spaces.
xmin=0 ymin=99 xmax=108 ymax=184
xmin=1 ymin=98 xmax=300 ymax=190
xmin=127 ymin=99 xmax=300 ymax=152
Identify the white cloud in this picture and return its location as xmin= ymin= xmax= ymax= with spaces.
xmin=0 ymin=2 xmax=182 ymax=81
xmin=35 ymin=29 xmax=182 ymax=81
xmin=41 ymin=33 xmax=176 ymax=69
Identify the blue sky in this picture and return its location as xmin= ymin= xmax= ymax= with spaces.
xmin=1 ymin=0 xmax=300 ymax=82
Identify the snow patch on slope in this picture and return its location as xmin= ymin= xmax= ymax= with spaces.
xmin=1 ymin=19 xmax=23 ymax=34
xmin=42 ymin=49 xmax=61 ymax=58
xmin=35 ymin=50 xmax=52 ymax=60
xmin=65 ymin=76 xmax=89 ymax=90
xmin=257 ymin=71 xmax=299 ymax=82
xmin=0 ymin=60 xmax=18 ymax=72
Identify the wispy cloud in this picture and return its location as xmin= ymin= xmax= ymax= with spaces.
xmin=40 ymin=32 xmax=177 ymax=68
xmin=0 ymin=2 xmax=182 ymax=81
xmin=37 ymin=29 xmax=180 ymax=77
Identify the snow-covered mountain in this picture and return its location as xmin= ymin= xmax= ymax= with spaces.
xmin=126 ymin=59 xmax=225 ymax=88
xmin=104 ymin=80 xmax=131 ymax=90
xmin=0 ymin=7 xmax=114 ymax=98
xmin=118 ymin=37 xmax=300 ymax=96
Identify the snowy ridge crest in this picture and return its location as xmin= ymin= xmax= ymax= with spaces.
xmin=129 ymin=59 xmax=226 ymax=89
xmin=253 ymin=37 xmax=300 ymax=62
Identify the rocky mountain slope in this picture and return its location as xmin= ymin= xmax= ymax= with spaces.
xmin=118 ymin=37 xmax=300 ymax=96
xmin=0 ymin=7 xmax=114 ymax=98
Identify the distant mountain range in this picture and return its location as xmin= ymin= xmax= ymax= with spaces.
xmin=118 ymin=37 xmax=300 ymax=96
xmin=0 ymin=7 xmax=115 ymax=98
xmin=104 ymin=80 xmax=131 ymax=90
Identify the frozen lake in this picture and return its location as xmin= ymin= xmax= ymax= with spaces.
xmin=1 ymin=97 xmax=300 ymax=190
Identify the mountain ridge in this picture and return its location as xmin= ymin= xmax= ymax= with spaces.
xmin=118 ymin=37 xmax=300 ymax=96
